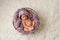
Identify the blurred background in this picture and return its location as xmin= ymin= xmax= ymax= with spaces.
xmin=0 ymin=0 xmax=60 ymax=40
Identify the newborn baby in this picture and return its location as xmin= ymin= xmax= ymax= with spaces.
xmin=13 ymin=8 xmax=40 ymax=34
xmin=21 ymin=14 xmax=35 ymax=32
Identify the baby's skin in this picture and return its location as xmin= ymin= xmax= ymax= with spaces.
xmin=21 ymin=14 xmax=35 ymax=32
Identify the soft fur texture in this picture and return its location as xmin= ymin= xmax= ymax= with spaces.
xmin=0 ymin=0 xmax=60 ymax=40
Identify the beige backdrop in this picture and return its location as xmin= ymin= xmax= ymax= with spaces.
xmin=0 ymin=0 xmax=60 ymax=40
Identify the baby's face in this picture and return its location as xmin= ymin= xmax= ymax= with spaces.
xmin=21 ymin=14 xmax=28 ymax=20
